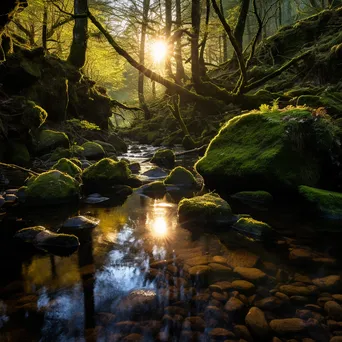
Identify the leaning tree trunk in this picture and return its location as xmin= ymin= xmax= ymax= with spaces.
xmin=220 ymin=0 xmax=228 ymax=62
xmin=138 ymin=0 xmax=152 ymax=120
xmin=174 ymin=0 xmax=186 ymax=84
xmin=191 ymin=0 xmax=201 ymax=87
xmin=67 ymin=0 xmax=88 ymax=69
xmin=42 ymin=0 xmax=48 ymax=51
xmin=234 ymin=0 xmax=250 ymax=49
xmin=165 ymin=0 xmax=173 ymax=78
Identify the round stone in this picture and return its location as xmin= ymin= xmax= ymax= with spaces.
xmin=245 ymin=307 xmax=269 ymax=339
xmin=234 ymin=267 xmax=267 ymax=282
xmin=269 ymin=318 xmax=306 ymax=335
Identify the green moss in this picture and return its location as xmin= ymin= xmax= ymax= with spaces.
xmin=233 ymin=217 xmax=272 ymax=240
xmin=151 ymin=149 xmax=175 ymax=169
xmin=178 ymin=193 xmax=234 ymax=227
xmin=35 ymin=129 xmax=69 ymax=154
xmin=69 ymin=158 xmax=82 ymax=168
xmin=18 ymin=99 xmax=47 ymax=129
xmin=7 ymin=142 xmax=30 ymax=166
xmin=231 ymin=191 xmax=273 ymax=205
xmin=82 ymin=158 xmax=131 ymax=187
xmin=195 ymin=108 xmax=338 ymax=194
xmin=52 ymin=158 xmax=82 ymax=178
xmin=299 ymin=185 xmax=342 ymax=219
xmin=22 ymin=170 xmax=80 ymax=205
xmin=164 ymin=166 xmax=199 ymax=188
xmin=81 ymin=141 xmax=105 ymax=160
xmin=70 ymin=145 xmax=84 ymax=157
xmin=107 ymin=133 xmax=127 ymax=153
xmin=93 ymin=140 xmax=116 ymax=154
xmin=49 ymin=147 xmax=71 ymax=162
xmin=142 ymin=181 xmax=166 ymax=198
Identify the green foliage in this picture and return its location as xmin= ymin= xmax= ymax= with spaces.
xmin=52 ymin=158 xmax=82 ymax=178
xmin=299 ymin=185 xmax=342 ymax=219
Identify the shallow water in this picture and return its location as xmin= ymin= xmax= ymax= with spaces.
xmin=1 ymin=144 xmax=342 ymax=341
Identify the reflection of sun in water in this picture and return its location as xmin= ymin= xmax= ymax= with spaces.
xmin=151 ymin=216 xmax=168 ymax=238
xmin=151 ymin=40 xmax=168 ymax=63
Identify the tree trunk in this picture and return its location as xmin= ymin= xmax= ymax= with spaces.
xmin=138 ymin=0 xmax=152 ymax=120
xmin=42 ymin=1 xmax=48 ymax=50
xmin=220 ymin=0 xmax=228 ymax=61
xmin=174 ymin=0 xmax=186 ymax=84
xmin=165 ymin=0 xmax=173 ymax=78
xmin=67 ymin=0 xmax=88 ymax=69
xmin=234 ymin=0 xmax=250 ymax=49
xmin=199 ymin=0 xmax=210 ymax=78
xmin=191 ymin=0 xmax=201 ymax=87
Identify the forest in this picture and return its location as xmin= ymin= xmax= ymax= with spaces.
xmin=1 ymin=0 xmax=342 ymax=341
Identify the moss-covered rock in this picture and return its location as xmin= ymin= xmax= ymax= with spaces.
xmin=195 ymin=108 xmax=341 ymax=195
xmin=233 ymin=217 xmax=273 ymax=240
xmin=52 ymin=158 xmax=82 ymax=178
xmin=70 ymin=144 xmax=84 ymax=158
xmin=107 ymin=133 xmax=127 ymax=153
xmin=299 ymin=185 xmax=342 ymax=219
xmin=231 ymin=191 xmax=273 ymax=205
xmin=69 ymin=158 xmax=82 ymax=168
xmin=151 ymin=149 xmax=175 ymax=169
xmin=16 ymin=98 xmax=47 ymax=129
xmin=93 ymin=140 xmax=116 ymax=154
xmin=81 ymin=141 xmax=105 ymax=160
xmin=129 ymin=162 xmax=141 ymax=174
xmin=34 ymin=129 xmax=69 ymax=155
xmin=178 ymin=193 xmax=234 ymax=228
xmin=164 ymin=166 xmax=199 ymax=189
xmin=182 ymin=135 xmax=196 ymax=150
xmin=49 ymin=147 xmax=71 ymax=162
xmin=7 ymin=142 xmax=30 ymax=166
xmin=82 ymin=158 xmax=132 ymax=191
xmin=20 ymin=170 xmax=80 ymax=205
xmin=142 ymin=181 xmax=166 ymax=199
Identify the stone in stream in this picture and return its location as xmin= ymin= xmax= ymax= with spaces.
xmin=0 ymin=195 xmax=5 ymax=208
xmin=279 ymin=284 xmax=319 ymax=296
xmin=231 ymin=280 xmax=255 ymax=295
xmin=208 ymin=328 xmax=236 ymax=340
xmin=183 ymin=316 xmax=205 ymax=332
xmin=164 ymin=166 xmax=200 ymax=189
xmin=224 ymin=297 xmax=245 ymax=314
xmin=150 ymin=149 xmax=175 ymax=169
xmin=234 ymin=267 xmax=267 ymax=283
xmin=142 ymin=167 xmax=168 ymax=179
xmin=269 ymin=318 xmax=306 ymax=335
xmin=231 ymin=190 xmax=273 ymax=206
xmin=254 ymin=296 xmax=284 ymax=311
xmin=61 ymin=215 xmax=99 ymax=230
xmin=233 ymin=217 xmax=273 ymax=240
xmin=51 ymin=158 xmax=82 ymax=178
xmin=15 ymin=226 xmax=79 ymax=254
xmin=81 ymin=141 xmax=105 ymax=160
xmin=141 ymin=181 xmax=166 ymax=199
xmin=128 ymin=162 xmax=141 ymax=174
xmin=313 ymin=275 xmax=341 ymax=291
xmin=225 ymin=249 xmax=260 ymax=268
xmin=245 ymin=307 xmax=269 ymax=339
xmin=324 ymin=301 xmax=342 ymax=320
xmin=84 ymin=193 xmax=110 ymax=204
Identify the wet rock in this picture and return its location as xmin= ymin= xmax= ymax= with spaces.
xmin=211 ymin=292 xmax=227 ymax=303
xmin=233 ymin=325 xmax=253 ymax=342
xmin=52 ymin=158 xmax=82 ymax=177
xmin=225 ymin=249 xmax=260 ymax=268
xmin=188 ymin=265 xmax=211 ymax=285
xmin=93 ymin=140 xmax=116 ymax=154
xmin=255 ymin=296 xmax=283 ymax=311
xmin=209 ymin=263 xmax=233 ymax=280
xmin=325 ymin=301 xmax=342 ymax=320
xmin=115 ymin=321 xmax=141 ymax=334
xmin=165 ymin=306 xmax=187 ymax=317
xmin=34 ymin=129 xmax=69 ymax=155
xmin=210 ymin=281 xmax=233 ymax=293
xmin=151 ymin=149 xmax=175 ymax=169
xmin=224 ymin=297 xmax=245 ymax=313
xmin=245 ymin=307 xmax=269 ymax=339
xmin=234 ymin=267 xmax=267 ymax=283
xmin=0 ymin=195 xmax=5 ymax=208
xmin=233 ymin=217 xmax=273 ymax=240
xmin=231 ymin=280 xmax=256 ymax=295
xmin=289 ymin=248 xmax=313 ymax=262
xmin=290 ymin=296 xmax=310 ymax=304
xmin=81 ymin=141 xmax=105 ymax=160
xmin=279 ymin=285 xmax=318 ymax=296
xmin=62 ymin=215 xmax=99 ymax=230
xmin=231 ymin=190 xmax=273 ymax=206
xmin=183 ymin=316 xmax=205 ymax=332
xmin=128 ymin=162 xmax=141 ymax=174
xmin=164 ymin=166 xmax=200 ymax=189
xmin=212 ymin=256 xmax=228 ymax=265
xmin=269 ymin=318 xmax=306 ymax=335
xmin=178 ymin=193 xmax=234 ymax=229
xmin=187 ymin=255 xmax=212 ymax=267
xmin=330 ymin=337 xmax=342 ymax=342
xmin=333 ymin=295 xmax=342 ymax=303
xmin=313 ymin=275 xmax=341 ymax=291
xmin=142 ymin=167 xmax=168 ymax=179
xmin=208 ymin=328 xmax=235 ymax=340
xmin=84 ymin=193 xmax=110 ymax=204
xmin=141 ymin=181 xmax=166 ymax=199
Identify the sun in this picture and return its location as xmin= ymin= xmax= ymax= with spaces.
xmin=151 ymin=40 xmax=168 ymax=63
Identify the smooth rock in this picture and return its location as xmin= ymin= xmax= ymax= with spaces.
xmin=224 ymin=297 xmax=244 ymax=313
xmin=269 ymin=318 xmax=306 ymax=335
xmin=234 ymin=267 xmax=267 ymax=282
xmin=231 ymin=280 xmax=256 ymax=294
xmin=279 ymin=285 xmax=318 ymax=296
xmin=313 ymin=275 xmax=341 ymax=291
xmin=325 ymin=301 xmax=342 ymax=320
xmin=245 ymin=307 xmax=269 ymax=339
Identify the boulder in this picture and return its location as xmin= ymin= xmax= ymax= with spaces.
xmin=245 ymin=307 xmax=269 ymax=339
xmin=299 ymin=185 xmax=342 ymax=219
xmin=19 ymin=170 xmax=80 ymax=205
xmin=7 ymin=142 xmax=30 ymax=166
xmin=233 ymin=217 xmax=273 ymax=240
xmin=142 ymin=167 xmax=168 ymax=179
xmin=151 ymin=149 xmax=175 ymax=169
xmin=164 ymin=166 xmax=200 ymax=189
xmin=195 ymin=108 xmax=341 ymax=194
xmin=141 ymin=181 xmax=166 ymax=199
xmin=61 ymin=215 xmax=99 ymax=230
xmin=93 ymin=140 xmax=116 ymax=154
xmin=51 ymin=158 xmax=82 ymax=177
xmin=269 ymin=318 xmax=306 ymax=335
xmin=178 ymin=193 xmax=235 ymax=228
xmin=231 ymin=190 xmax=273 ymax=205
xmin=107 ymin=133 xmax=127 ymax=153
xmin=82 ymin=158 xmax=131 ymax=192
xmin=81 ymin=141 xmax=105 ymax=160
xmin=34 ymin=129 xmax=69 ymax=155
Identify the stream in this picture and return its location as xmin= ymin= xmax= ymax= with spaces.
xmin=0 ymin=144 xmax=342 ymax=341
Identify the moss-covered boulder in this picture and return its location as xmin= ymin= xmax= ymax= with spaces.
xmin=195 ymin=108 xmax=341 ymax=195
xmin=164 ymin=166 xmax=199 ymax=189
xmin=20 ymin=170 xmax=80 ymax=205
xmin=81 ymin=141 xmax=105 ymax=160
xmin=15 ymin=226 xmax=79 ymax=254
xmin=34 ymin=129 xmax=69 ymax=155
xmin=299 ymin=185 xmax=342 ymax=219
xmin=178 ymin=193 xmax=235 ymax=228
xmin=82 ymin=158 xmax=132 ymax=192
xmin=69 ymin=158 xmax=82 ymax=168
xmin=142 ymin=181 xmax=166 ymax=199
xmin=93 ymin=140 xmax=116 ymax=154
xmin=52 ymin=158 xmax=82 ymax=178
xmin=49 ymin=147 xmax=71 ymax=162
xmin=233 ymin=217 xmax=273 ymax=240
xmin=151 ymin=149 xmax=175 ymax=169
xmin=7 ymin=142 xmax=30 ymax=166
xmin=18 ymin=98 xmax=48 ymax=129
xmin=107 ymin=133 xmax=127 ymax=153
xmin=231 ymin=191 xmax=273 ymax=205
